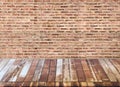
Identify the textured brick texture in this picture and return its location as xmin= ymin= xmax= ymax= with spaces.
xmin=0 ymin=0 xmax=120 ymax=58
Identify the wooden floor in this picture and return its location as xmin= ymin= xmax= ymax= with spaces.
xmin=0 ymin=59 xmax=120 ymax=87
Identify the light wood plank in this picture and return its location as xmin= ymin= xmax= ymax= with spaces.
xmin=63 ymin=59 xmax=70 ymax=82
xmin=0 ymin=59 xmax=16 ymax=81
xmin=56 ymin=59 xmax=63 ymax=82
xmin=9 ymin=59 xmax=26 ymax=82
xmin=2 ymin=59 xmax=22 ymax=82
xmin=99 ymin=59 xmax=117 ymax=82
xmin=93 ymin=59 xmax=109 ymax=82
xmin=17 ymin=59 xmax=32 ymax=82
xmin=0 ymin=59 xmax=9 ymax=72
xmin=110 ymin=59 xmax=120 ymax=73
xmin=19 ymin=60 xmax=32 ymax=77
xmin=105 ymin=59 xmax=120 ymax=82
xmin=32 ymin=59 xmax=45 ymax=81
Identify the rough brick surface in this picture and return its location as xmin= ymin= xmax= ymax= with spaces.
xmin=0 ymin=0 xmax=120 ymax=58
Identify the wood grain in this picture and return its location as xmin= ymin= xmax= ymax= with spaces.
xmin=0 ymin=58 xmax=119 ymax=87
xmin=99 ymin=59 xmax=117 ymax=82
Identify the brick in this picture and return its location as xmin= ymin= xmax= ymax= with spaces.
xmin=0 ymin=0 xmax=119 ymax=58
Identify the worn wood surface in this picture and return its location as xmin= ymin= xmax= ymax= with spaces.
xmin=0 ymin=58 xmax=119 ymax=87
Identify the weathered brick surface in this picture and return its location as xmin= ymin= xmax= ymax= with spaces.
xmin=0 ymin=0 xmax=120 ymax=58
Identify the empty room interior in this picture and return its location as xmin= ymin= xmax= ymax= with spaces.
xmin=0 ymin=0 xmax=120 ymax=87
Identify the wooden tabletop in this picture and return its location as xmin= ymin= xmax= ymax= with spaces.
xmin=0 ymin=58 xmax=120 ymax=87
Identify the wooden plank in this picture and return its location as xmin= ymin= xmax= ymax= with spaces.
xmin=0 ymin=58 xmax=119 ymax=87
xmin=112 ymin=82 xmax=120 ymax=87
xmin=31 ymin=82 xmax=38 ymax=87
xmin=0 ymin=59 xmax=2 ymax=63
xmin=63 ymin=59 xmax=71 ymax=86
xmin=105 ymin=59 xmax=120 ymax=82
xmin=46 ymin=82 xmax=55 ymax=87
xmin=115 ymin=59 xmax=120 ymax=65
xmin=24 ymin=59 xmax=39 ymax=82
xmin=87 ymin=82 xmax=95 ymax=87
xmin=87 ymin=59 xmax=97 ymax=82
xmin=81 ymin=59 xmax=93 ymax=82
xmin=9 ymin=59 xmax=26 ymax=82
xmin=19 ymin=60 xmax=32 ymax=77
xmin=63 ymin=59 xmax=70 ymax=82
xmin=102 ymin=82 xmax=113 ymax=86
xmin=89 ymin=59 xmax=102 ymax=82
xmin=39 ymin=59 xmax=50 ymax=85
xmin=63 ymin=82 xmax=71 ymax=87
xmin=74 ymin=59 xmax=86 ymax=82
xmin=99 ymin=59 xmax=117 ymax=82
xmin=69 ymin=59 xmax=79 ymax=86
xmin=80 ymin=82 xmax=88 ymax=87
xmin=71 ymin=82 xmax=79 ymax=87
xmin=16 ymin=59 xmax=32 ymax=82
xmin=69 ymin=59 xmax=78 ymax=81
xmin=0 ymin=59 xmax=16 ymax=81
xmin=47 ymin=59 xmax=56 ymax=82
xmin=22 ymin=82 xmax=31 ymax=87
xmin=110 ymin=59 xmax=120 ymax=73
xmin=92 ymin=59 xmax=109 ymax=82
xmin=47 ymin=59 xmax=56 ymax=86
xmin=32 ymin=59 xmax=45 ymax=81
xmin=55 ymin=82 xmax=63 ymax=87
xmin=1 ymin=59 xmax=22 ymax=82
xmin=0 ymin=59 xmax=9 ymax=72
xmin=56 ymin=59 xmax=63 ymax=82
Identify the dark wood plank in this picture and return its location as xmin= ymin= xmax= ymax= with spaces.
xmin=74 ymin=59 xmax=86 ymax=82
xmin=89 ymin=59 xmax=103 ymax=82
xmin=47 ymin=59 xmax=56 ymax=82
xmin=47 ymin=59 xmax=56 ymax=86
xmin=92 ymin=59 xmax=109 ymax=82
xmin=81 ymin=59 xmax=93 ymax=82
xmin=116 ymin=59 xmax=120 ymax=64
xmin=39 ymin=59 xmax=50 ymax=86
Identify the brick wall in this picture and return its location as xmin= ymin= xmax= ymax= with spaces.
xmin=0 ymin=0 xmax=120 ymax=58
